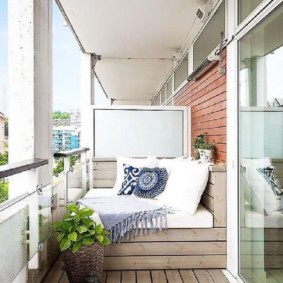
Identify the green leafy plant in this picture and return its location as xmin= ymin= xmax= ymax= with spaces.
xmin=53 ymin=156 xmax=77 ymax=175
xmin=52 ymin=204 xmax=110 ymax=253
xmin=192 ymin=134 xmax=216 ymax=158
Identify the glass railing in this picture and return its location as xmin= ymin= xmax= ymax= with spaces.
xmin=0 ymin=159 xmax=50 ymax=283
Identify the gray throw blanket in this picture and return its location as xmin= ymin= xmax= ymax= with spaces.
xmin=78 ymin=196 xmax=168 ymax=243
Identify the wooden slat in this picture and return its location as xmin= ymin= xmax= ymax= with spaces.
xmin=214 ymin=172 xmax=227 ymax=227
xmin=104 ymin=255 xmax=227 ymax=270
xmin=93 ymin=179 xmax=115 ymax=188
xmin=120 ymin=228 xmax=226 ymax=242
xmin=105 ymin=241 xmax=226 ymax=256
xmin=208 ymin=269 xmax=229 ymax=283
xmin=194 ymin=270 xmax=214 ymax=283
xmin=151 ymin=270 xmax=167 ymax=283
xmin=93 ymin=169 xmax=116 ymax=179
xmin=205 ymin=183 xmax=215 ymax=197
xmin=121 ymin=271 xmax=136 ymax=283
xmin=179 ymin=270 xmax=198 ymax=283
xmin=43 ymin=260 xmax=64 ymax=283
xmin=201 ymin=193 xmax=214 ymax=212
xmin=107 ymin=271 xmax=121 ymax=283
xmin=93 ymin=161 xmax=117 ymax=169
xmin=165 ymin=270 xmax=182 ymax=283
xmin=136 ymin=271 xmax=151 ymax=283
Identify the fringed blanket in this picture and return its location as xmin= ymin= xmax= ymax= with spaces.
xmin=78 ymin=196 xmax=168 ymax=243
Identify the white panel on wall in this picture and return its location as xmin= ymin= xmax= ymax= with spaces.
xmin=94 ymin=107 xmax=187 ymax=157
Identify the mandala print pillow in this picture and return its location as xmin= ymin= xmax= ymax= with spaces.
xmin=118 ymin=164 xmax=140 ymax=195
xmin=257 ymin=166 xmax=283 ymax=196
xmin=134 ymin=167 xmax=168 ymax=199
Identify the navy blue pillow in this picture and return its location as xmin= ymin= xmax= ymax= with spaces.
xmin=118 ymin=164 xmax=141 ymax=195
xmin=133 ymin=167 xmax=168 ymax=199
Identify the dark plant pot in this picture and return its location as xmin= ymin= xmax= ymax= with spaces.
xmin=63 ymin=243 xmax=104 ymax=283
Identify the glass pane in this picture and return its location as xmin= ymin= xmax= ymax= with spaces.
xmin=160 ymin=88 xmax=166 ymax=104
xmin=239 ymin=0 xmax=264 ymax=23
xmin=193 ymin=2 xmax=225 ymax=70
xmin=0 ymin=205 xmax=29 ymax=282
xmin=0 ymin=0 xmax=9 ymax=167
xmin=174 ymin=54 xmax=188 ymax=91
xmin=239 ymin=4 xmax=283 ymax=283
xmin=166 ymin=77 xmax=173 ymax=99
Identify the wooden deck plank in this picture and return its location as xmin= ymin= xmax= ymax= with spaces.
xmin=121 ymin=271 xmax=136 ymax=283
xmin=208 ymin=269 xmax=229 ymax=283
xmin=151 ymin=270 xmax=167 ymax=283
xmin=43 ymin=259 xmax=64 ymax=283
xmin=194 ymin=269 xmax=214 ymax=283
xmin=107 ymin=271 xmax=121 ymax=283
xmin=102 ymin=271 xmax=107 ymax=283
xmin=179 ymin=270 xmax=198 ymax=283
xmin=165 ymin=270 xmax=183 ymax=283
xmin=59 ymin=272 xmax=69 ymax=283
xmin=136 ymin=271 xmax=151 ymax=283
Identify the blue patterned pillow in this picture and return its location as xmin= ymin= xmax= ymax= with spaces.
xmin=133 ymin=167 xmax=168 ymax=199
xmin=118 ymin=164 xmax=140 ymax=195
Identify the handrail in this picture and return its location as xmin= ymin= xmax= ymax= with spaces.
xmin=0 ymin=158 xmax=49 ymax=179
xmin=54 ymin=147 xmax=89 ymax=158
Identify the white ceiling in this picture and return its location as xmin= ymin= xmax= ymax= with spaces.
xmin=57 ymin=0 xmax=204 ymax=101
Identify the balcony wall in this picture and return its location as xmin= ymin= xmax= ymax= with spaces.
xmin=175 ymin=50 xmax=227 ymax=162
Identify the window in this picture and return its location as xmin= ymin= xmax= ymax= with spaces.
xmin=238 ymin=0 xmax=264 ymax=23
xmin=160 ymin=88 xmax=166 ymax=105
xmin=193 ymin=2 xmax=225 ymax=70
xmin=174 ymin=54 xmax=188 ymax=91
xmin=166 ymin=77 xmax=173 ymax=100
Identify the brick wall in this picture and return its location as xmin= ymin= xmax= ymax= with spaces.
xmin=175 ymin=50 xmax=226 ymax=162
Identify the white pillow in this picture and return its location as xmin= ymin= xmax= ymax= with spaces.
xmin=113 ymin=156 xmax=158 ymax=193
xmin=157 ymin=163 xmax=209 ymax=215
xmin=159 ymin=157 xmax=198 ymax=174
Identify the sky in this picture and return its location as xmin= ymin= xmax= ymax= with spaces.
xmin=0 ymin=0 xmax=82 ymax=115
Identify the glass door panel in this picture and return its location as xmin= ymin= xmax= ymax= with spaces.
xmin=239 ymin=4 xmax=283 ymax=283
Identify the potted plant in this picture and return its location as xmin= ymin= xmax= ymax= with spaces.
xmin=192 ymin=134 xmax=216 ymax=163
xmin=52 ymin=204 xmax=110 ymax=283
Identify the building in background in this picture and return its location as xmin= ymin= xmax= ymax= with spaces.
xmin=52 ymin=118 xmax=70 ymax=127
xmin=70 ymin=109 xmax=81 ymax=129
xmin=52 ymin=126 xmax=80 ymax=152
xmin=0 ymin=112 xmax=5 ymax=154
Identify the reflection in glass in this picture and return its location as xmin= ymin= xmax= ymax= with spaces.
xmin=239 ymin=4 xmax=283 ymax=283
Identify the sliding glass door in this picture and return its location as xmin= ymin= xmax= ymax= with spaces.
xmin=239 ymin=3 xmax=283 ymax=282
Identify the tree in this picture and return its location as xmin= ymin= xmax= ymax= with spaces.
xmin=4 ymin=118 xmax=8 ymax=137
xmin=0 ymin=181 xmax=8 ymax=203
xmin=53 ymin=155 xmax=77 ymax=175
xmin=53 ymin=111 xmax=70 ymax=120
xmin=0 ymin=151 xmax=8 ymax=166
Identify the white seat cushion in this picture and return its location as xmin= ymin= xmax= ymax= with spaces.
xmin=83 ymin=189 xmax=213 ymax=228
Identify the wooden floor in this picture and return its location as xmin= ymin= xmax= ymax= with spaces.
xmin=43 ymin=258 xmax=231 ymax=283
